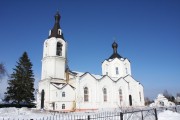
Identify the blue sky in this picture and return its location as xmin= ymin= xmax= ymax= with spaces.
xmin=0 ymin=0 xmax=180 ymax=100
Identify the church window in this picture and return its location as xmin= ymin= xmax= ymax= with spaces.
xmin=84 ymin=87 xmax=89 ymax=102
xmin=103 ymin=88 xmax=107 ymax=102
xmin=106 ymin=72 xmax=108 ymax=75
xmin=45 ymin=42 xmax=48 ymax=47
xmin=62 ymin=92 xmax=65 ymax=97
xmin=58 ymin=29 xmax=61 ymax=35
xmin=56 ymin=42 xmax=62 ymax=56
xmin=116 ymin=67 xmax=119 ymax=75
xmin=126 ymin=68 xmax=128 ymax=74
xmin=119 ymin=89 xmax=123 ymax=102
xmin=139 ymin=92 xmax=141 ymax=102
xmin=62 ymin=104 xmax=65 ymax=109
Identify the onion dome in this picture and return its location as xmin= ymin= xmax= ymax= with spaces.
xmin=108 ymin=41 xmax=123 ymax=59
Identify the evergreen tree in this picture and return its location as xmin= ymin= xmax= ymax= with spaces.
xmin=5 ymin=52 xmax=35 ymax=104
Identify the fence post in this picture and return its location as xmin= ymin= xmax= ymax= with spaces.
xmin=120 ymin=112 xmax=123 ymax=120
xmin=88 ymin=115 xmax=90 ymax=120
xmin=141 ymin=110 xmax=144 ymax=120
xmin=154 ymin=108 xmax=158 ymax=120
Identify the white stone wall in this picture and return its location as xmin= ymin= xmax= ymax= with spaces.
xmin=115 ymin=78 xmax=129 ymax=107
xmin=37 ymin=79 xmax=51 ymax=110
xmin=43 ymin=38 xmax=67 ymax=58
xmin=102 ymin=58 xmax=131 ymax=78
xmin=125 ymin=76 xmax=144 ymax=106
xmin=49 ymin=84 xmax=75 ymax=111
xmin=41 ymin=37 xmax=67 ymax=80
xmin=76 ymin=73 xmax=98 ymax=110
xmin=75 ymin=72 xmax=144 ymax=110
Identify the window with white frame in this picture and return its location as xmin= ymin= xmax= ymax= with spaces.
xmin=116 ymin=67 xmax=119 ymax=75
xmin=62 ymin=92 xmax=65 ymax=97
xmin=126 ymin=68 xmax=128 ymax=74
xmin=119 ymin=89 xmax=123 ymax=102
xmin=62 ymin=104 xmax=65 ymax=109
xmin=106 ymin=72 xmax=108 ymax=75
xmin=84 ymin=87 xmax=89 ymax=102
xmin=103 ymin=88 xmax=107 ymax=102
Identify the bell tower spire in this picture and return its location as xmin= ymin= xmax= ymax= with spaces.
xmin=48 ymin=11 xmax=64 ymax=39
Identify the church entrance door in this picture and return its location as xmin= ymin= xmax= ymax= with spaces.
xmin=129 ymin=95 xmax=132 ymax=106
xmin=41 ymin=89 xmax=45 ymax=109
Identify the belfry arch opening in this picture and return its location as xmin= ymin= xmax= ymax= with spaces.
xmin=56 ymin=42 xmax=62 ymax=56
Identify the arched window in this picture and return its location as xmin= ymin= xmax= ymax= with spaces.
xmin=58 ymin=29 xmax=61 ymax=35
xmin=62 ymin=104 xmax=65 ymax=109
xmin=103 ymin=88 xmax=107 ymax=102
xmin=139 ymin=92 xmax=141 ymax=102
xmin=62 ymin=92 xmax=65 ymax=97
xmin=126 ymin=68 xmax=128 ymax=74
xmin=116 ymin=67 xmax=119 ymax=75
xmin=84 ymin=87 xmax=88 ymax=102
xmin=119 ymin=89 xmax=123 ymax=102
xmin=56 ymin=42 xmax=62 ymax=56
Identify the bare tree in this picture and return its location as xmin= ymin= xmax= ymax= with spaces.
xmin=163 ymin=89 xmax=170 ymax=98
xmin=177 ymin=93 xmax=180 ymax=97
xmin=0 ymin=63 xmax=6 ymax=81
xmin=145 ymin=97 xmax=153 ymax=106
xmin=163 ymin=89 xmax=175 ymax=102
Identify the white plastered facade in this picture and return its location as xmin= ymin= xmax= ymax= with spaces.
xmin=37 ymin=13 xmax=145 ymax=111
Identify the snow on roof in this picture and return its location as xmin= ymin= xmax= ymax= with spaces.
xmin=91 ymin=74 xmax=102 ymax=79
xmin=72 ymin=71 xmax=121 ymax=81
xmin=73 ymin=71 xmax=102 ymax=79
xmin=73 ymin=71 xmax=84 ymax=76
xmin=51 ymin=83 xmax=67 ymax=89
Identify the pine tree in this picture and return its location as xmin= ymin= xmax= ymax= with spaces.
xmin=5 ymin=52 xmax=35 ymax=104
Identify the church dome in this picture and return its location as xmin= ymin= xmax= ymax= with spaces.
xmin=108 ymin=41 xmax=123 ymax=59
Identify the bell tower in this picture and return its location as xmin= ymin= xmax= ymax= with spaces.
xmin=41 ymin=12 xmax=67 ymax=80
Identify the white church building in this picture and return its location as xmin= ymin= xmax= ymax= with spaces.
xmin=37 ymin=12 xmax=145 ymax=111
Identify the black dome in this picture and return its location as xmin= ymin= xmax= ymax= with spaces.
xmin=108 ymin=41 xmax=123 ymax=59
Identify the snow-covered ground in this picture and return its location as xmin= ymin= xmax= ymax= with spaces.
xmin=0 ymin=107 xmax=180 ymax=120
xmin=158 ymin=110 xmax=180 ymax=120
xmin=0 ymin=107 xmax=50 ymax=120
